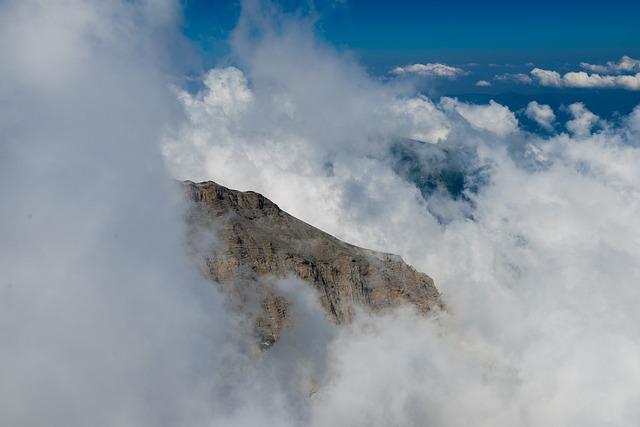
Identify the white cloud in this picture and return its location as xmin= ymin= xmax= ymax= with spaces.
xmin=531 ymin=68 xmax=640 ymax=90
xmin=389 ymin=96 xmax=451 ymax=143
xmin=475 ymin=80 xmax=491 ymax=87
xmin=391 ymin=63 xmax=467 ymax=78
xmin=628 ymin=105 xmax=640 ymax=135
xmin=0 ymin=1 xmax=238 ymax=427
xmin=565 ymin=102 xmax=600 ymax=136
xmin=494 ymin=73 xmax=533 ymax=84
xmin=169 ymin=46 xmax=640 ymax=423
xmin=615 ymin=74 xmax=640 ymax=90
xmin=165 ymin=8 xmax=640 ymax=426
xmin=580 ymin=55 xmax=640 ymax=74
xmin=6 ymin=1 xmax=640 ymax=426
xmin=525 ymin=101 xmax=556 ymax=131
xmin=158 ymin=7 xmax=640 ymax=422
xmin=440 ymin=97 xmax=519 ymax=137
xmin=530 ymin=68 xmax=563 ymax=86
xmin=200 ymin=67 xmax=254 ymax=118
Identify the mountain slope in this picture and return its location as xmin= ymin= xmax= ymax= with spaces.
xmin=184 ymin=180 xmax=441 ymax=347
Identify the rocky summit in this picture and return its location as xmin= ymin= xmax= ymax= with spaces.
xmin=183 ymin=180 xmax=441 ymax=347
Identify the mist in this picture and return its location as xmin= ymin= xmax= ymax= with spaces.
xmin=0 ymin=1 xmax=234 ymax=426
xmin=166 ymin=2 xmax=640 ymax=426
xmin=3 ymin=1 xmax=640 ymax=426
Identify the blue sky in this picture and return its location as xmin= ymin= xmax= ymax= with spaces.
xmin=183 ymin=0 xmax=640 ymax=57
xmin=182 ymin=0 xmax=640 ymax=117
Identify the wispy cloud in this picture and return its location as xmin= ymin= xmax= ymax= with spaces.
xmin=391 ymin=63 xmax=467 ymax=78
xmin=494 ymin=73 xmax=533 ymax=84
xmin=525 ymin=101 xmax=556 ymax=131
xmin=580 ymin=55 xmax=640 ymax=74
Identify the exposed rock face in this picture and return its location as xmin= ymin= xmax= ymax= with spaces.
xmin=184 ymin=180 xmax=441 ymax=347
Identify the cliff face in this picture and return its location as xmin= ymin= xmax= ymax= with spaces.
xmin=184 ymin=180 xmax=441 ymax=347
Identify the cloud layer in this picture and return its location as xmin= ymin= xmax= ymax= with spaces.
xmin=0 ymin=1 xmax=238 ymax=426
xmin=580 ymin=55 xmax=640 ymax=74
xmin=531 ymin=67 xmax=640 ymax=90
xmin=163 ymin=4 xmax=640 ymax=426
xmin=4 ymin=1 xmax=640 ymax=426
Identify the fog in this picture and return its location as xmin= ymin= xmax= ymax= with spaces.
xmin=3 ymin=1 xmax=640 ymax=426
xmin=0 ymin=1 xmax=230 ymax=426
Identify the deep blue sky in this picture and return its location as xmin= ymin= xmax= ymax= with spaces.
xmin=183 ymin=0 xmax=640 ymax=62
xmin=181 ymin=0 xmax=640 ymax=117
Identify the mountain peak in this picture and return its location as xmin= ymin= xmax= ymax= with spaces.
xmin=184 ymin=180 xmax=442 ymax=347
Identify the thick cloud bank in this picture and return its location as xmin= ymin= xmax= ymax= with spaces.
xmin=1 ymin=1 xmax=242 ymax=426
xmin=4 ymin=1 xmax=640 ymax=427
xmin=164 ymin=2 xmax=640 ymax=426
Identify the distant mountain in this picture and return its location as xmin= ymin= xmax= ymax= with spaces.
xmin=184 ymin=181 xmax=442 ymax=348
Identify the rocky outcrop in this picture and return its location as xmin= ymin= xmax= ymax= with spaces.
xmin=184 ymin=180 xmax=441 ymax=347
